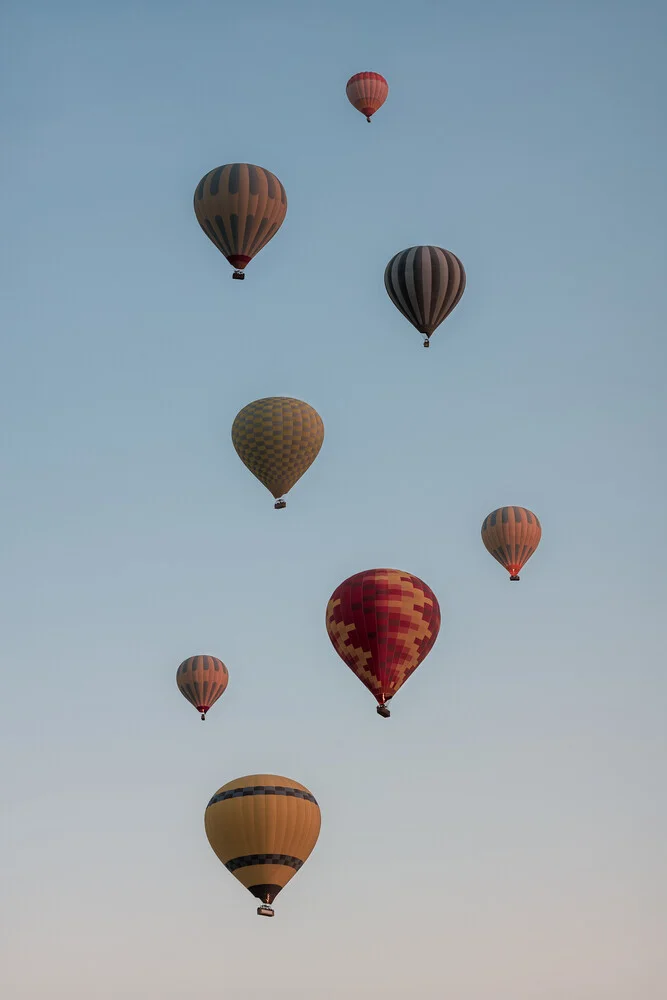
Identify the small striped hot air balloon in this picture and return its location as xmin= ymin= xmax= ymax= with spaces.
xmin=481 ymin=507 xmax=542 ymax=581
xmin=325 ymin=568 xmax=441 ymax=718
xmin=205 ymin=774 xmax=321 ymax=917
xmin=384 ymin=245 xmax=466 ymax=347
xmin=231 ymin=397 xmax=324 ymax=509
xmin=177 ymin=655 xmax=229 ymax=720
xmin=193 ymin=163 xmax=287 ymax=279
xmin=346 ymin=71 xmax=388 ymax=122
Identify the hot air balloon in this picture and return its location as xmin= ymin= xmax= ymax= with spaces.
xmin=177 ymin=655 xmax=229 ymax=720
xmin=194 ymin=163 xmax=287 ymax=279
xmin=325 ymin=568 xmax=441 ymax=718
xmin=346 ymin=72 xmax=388 ymax=122
xmin=231 ymin=397 xmax=324 ymax=509
xmin=481 ymin=507 xmax=542 ymax=581
xmin=384 ymin=246 xmax=466 ymax=347
xmin=205 ymin=774 xmax=321 ymax=917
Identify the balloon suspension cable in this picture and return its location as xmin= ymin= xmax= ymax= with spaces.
xmin=274 ymin=498 xmax=287 ymax=510
xmin=509 ymin=575 xmax=520 ymax=582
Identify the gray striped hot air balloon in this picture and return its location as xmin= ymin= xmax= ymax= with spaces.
xmin=384 ymin=245 xmax=466 ymax=347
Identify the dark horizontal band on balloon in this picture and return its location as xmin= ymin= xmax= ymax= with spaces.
xmin=225 ymin=854 xmax=304 ymax=873
xmin=207 ymin=786 xmax=318 ymax=808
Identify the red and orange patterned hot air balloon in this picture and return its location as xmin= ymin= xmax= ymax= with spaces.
xmin=481 ymin=507 xmax=542 ymax=581
xmin=325 ymin=568 xmax=440 ymax=718
xmin=177 ymin=655 xmax=229 ymax=720
xmin=345 ymin=72 xmax=388 ymax=122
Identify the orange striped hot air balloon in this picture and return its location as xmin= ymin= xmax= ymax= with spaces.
xmin=193 ymin=163 xmax=287 ymax=279
xmin=325 ymin=568 xmax=441 ymax=718
xmin=177 ymin=655 xmax=229 ymax=720
xmin=205 ymin=774 xmax=321 ymax=917
xmin=481 ymin=507 xmax=542 ymax=581
xmin=231 ymin=397 xmax=324 ymax=509
xmin=346 ymin=72 xmax=388 ymax=122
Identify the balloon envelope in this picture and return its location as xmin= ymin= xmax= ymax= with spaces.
xmin=326 ymin=568 xmax=441 ymax=714
xmin=346 ymin=71 xmax=389 ymax=121
xmin=481 ymin=506 xmax=542 ymax=580
xmin=231 ymin=397 xmax=324 ymax=508
xmin=176 ymin=655 xmax=228 ymax=719
xmin=204 ymin=774 xmax=321 ymax=912
xmin=384 ymin=245 xmax=466 ymax=345
xmin=194 ymin=163 xmax=287 ymax=275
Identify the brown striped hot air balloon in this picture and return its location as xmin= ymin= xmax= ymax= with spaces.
xmin=231 ymin=397 xmax=324 ymax=509
xmin=481 ymin=507 xmax=542 ymax=581
xmin=325 ymin=568 xmax=441 ymax=718
xmin=204 ymin=774 xmax=321 ymax=917
xmin=176 ymin=655 xmax=229 ymax=720
xmin=384 ymin=245 xmax=466 ymax=347
xmin=193 ymin=163 xmax=287 ymax=279
xmin=346 ymin=71 xmax=388 ymax=122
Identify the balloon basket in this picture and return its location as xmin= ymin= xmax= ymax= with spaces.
xmin=509 ymin=575 xmax=520 ymax=582
xmin=274 ymin=499 xmax=287 ymax=510
xmin=257 ymin=905 xmax=275 ymax=917
xmin=423 ymin=338 xmax=430 ymax=348
xmin=232 ymin=271 xmax=245 ymax=280
xmin=376 ymin=704 xmax=391 ymax=719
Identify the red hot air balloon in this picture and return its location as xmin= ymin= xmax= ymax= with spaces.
xmin=325 ymin=568 xmax=441 ymax=718
xmin=346 ymin=72 xmax=388 ymax=122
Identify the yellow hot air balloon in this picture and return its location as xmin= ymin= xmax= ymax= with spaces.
xmin=231 ymin=397 xmax=324 ymax=509
xmin=205 ymin=774 xmax=321 ymax=917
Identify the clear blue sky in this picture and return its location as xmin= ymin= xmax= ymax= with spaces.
xmin=1 ymin=1 xmax=666 ymax=997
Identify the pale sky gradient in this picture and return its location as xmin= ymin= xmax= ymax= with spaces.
xmin=1 ymin=1 xmax=666 ymax=998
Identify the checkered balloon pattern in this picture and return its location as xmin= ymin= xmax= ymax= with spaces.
xmin=325 ymin=568 xmax=441 ymax=709
xmin=231 ymin=397 xmax=324 ymax=503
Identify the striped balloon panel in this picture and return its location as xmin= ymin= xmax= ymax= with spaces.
xmin=325 ymin=568 xmax=441 ymax=706
xmin=231 ymin=397 xmax=324 ymax=501
xmin=345 ymin=71 xmax=389 ymax=118
xmin=204 ymin=775 xmax=321 ymax=906
xmin=481 ymin=507 xmax=542 ymax=576
xmin=193 ymin=163 xmax=287 ymax=269
xmin=384 ymin=246 xmax=466 ymax=338
xmin=177 ymin=655 xmax=229 ymax=712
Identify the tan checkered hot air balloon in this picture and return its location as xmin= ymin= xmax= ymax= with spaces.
xmin=231 ymin=397 xmax=324 ymax=509
xmin=193 ymin=163 xmax=287 ymax=279
xmin=481 ymin=506 xmax=542 ymax=581
xmin=205 ymin=774 xmax=321 ymax=917
xmin=176 ymin=655 xmax=229 ymax=721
